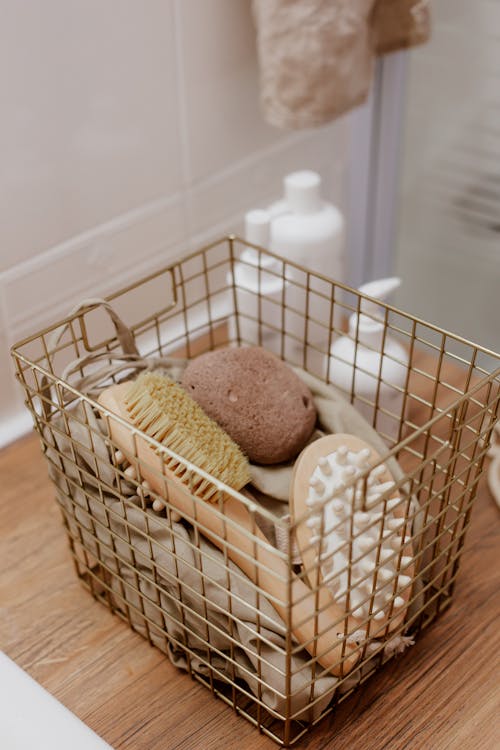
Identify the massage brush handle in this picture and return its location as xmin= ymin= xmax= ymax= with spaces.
xmin=98 ymin=384 xmax=359 ymax=677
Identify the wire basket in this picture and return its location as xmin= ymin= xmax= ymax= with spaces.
xmin=11 ymin=236 xmax=500 ymax=746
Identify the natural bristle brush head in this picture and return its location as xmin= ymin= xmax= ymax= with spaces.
xmin=291 ymin=434 xmax=415 ymax=635
xmin=125 ymin=372 xmax=251 ymax=500
xmin=100 ymin=371 xmax=251 ymax=502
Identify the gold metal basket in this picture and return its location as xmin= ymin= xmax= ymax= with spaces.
xmin=11 ymin=236 xmax=500 ymax=746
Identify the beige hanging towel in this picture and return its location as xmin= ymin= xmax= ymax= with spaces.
xmin=253 ymin=0 xmax=430 ymax=129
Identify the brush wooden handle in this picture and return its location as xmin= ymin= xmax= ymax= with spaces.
xmin=98 ymin=383 xmax=359 ymax=676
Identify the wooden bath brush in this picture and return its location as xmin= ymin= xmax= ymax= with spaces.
xmin=291 ymin=434 xmax=415 ymax=639
xmin=98 ymin=372 xmax=360 ymax=676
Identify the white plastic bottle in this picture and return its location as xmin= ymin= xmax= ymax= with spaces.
xmin=229 ymin=210 xmax=284 ymax=348
xmin=269 ymin=171 xmax=344 ymax=281
xmin=329 ymin=277 xmax=409 ymax=444
xmin=268 ymin=171 xmax=345 ymax=359
xmin=233 ymin=209 xmax=283 ymax=296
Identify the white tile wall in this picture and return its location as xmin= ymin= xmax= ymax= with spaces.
xmin=0 ymin=0 xmax=183 ymax=271
xmin=176 ymin=0 xmax=283 ymax=183
xmin=0 ymin=0 xmax=349 ymax=447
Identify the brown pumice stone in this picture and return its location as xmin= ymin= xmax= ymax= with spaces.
xmin=181 ymin=346 xmax=317 ymax=465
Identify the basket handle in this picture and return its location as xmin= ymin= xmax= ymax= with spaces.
xmin=40 ymin=298 xmax=139 ymax=422
xmin=72 ymin=298 xmax=140 ymax=357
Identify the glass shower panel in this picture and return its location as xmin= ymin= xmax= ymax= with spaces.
xmin=394 ymin=0 xmax=500 ymax=363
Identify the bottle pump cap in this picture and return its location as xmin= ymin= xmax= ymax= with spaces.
xmin=244 ymin=209 xmax=270 ymax=247
xmin=348 ymin=277 xmax=401 ymax=345
xmin=284 ymin=171 xmax=322 ymax=214
xmin=357 ymin=277 xmax=401 ymax=313
xmin=238 ymin=209 xmax=283 ymax=295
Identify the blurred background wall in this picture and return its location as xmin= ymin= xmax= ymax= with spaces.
xmin=0 ymin=0 xmax=348 ymax=446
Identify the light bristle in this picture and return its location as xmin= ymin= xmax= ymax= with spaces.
xmin=305 ymin=443 xmax=413 ymax=623
xmin=125 ymin=372 xmax=251 ymax=500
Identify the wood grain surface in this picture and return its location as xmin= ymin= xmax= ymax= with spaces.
xmin=2 ymin=360 xmax=500 ymax=749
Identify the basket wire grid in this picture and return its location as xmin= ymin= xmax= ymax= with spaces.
xmin=11 ymin=236 xmax=500 ymax=746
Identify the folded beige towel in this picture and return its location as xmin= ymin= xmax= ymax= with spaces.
xmin=253 ymin=0 xmax=430 ymax=129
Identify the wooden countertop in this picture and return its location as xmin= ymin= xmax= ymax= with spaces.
xmin=1 ymin=428 xmax=499 ymax=750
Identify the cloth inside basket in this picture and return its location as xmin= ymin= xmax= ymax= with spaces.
xmin=43 ymin=351 xmax=423 ymax=721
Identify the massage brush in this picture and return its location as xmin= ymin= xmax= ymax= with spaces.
xmin=98 ymin=372 xmax=360 ymax=676
xmin=291 ymin=434 xmax=414 ymax=638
